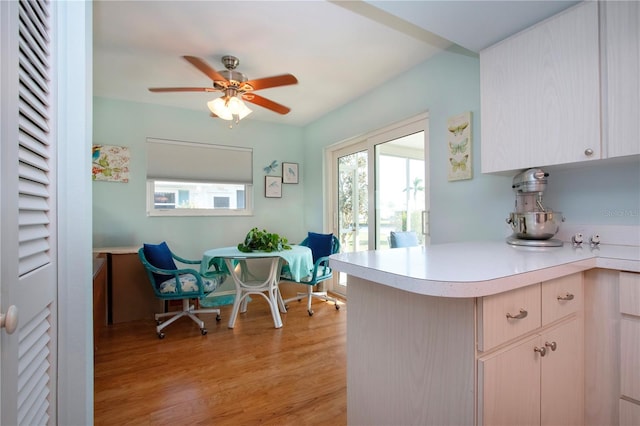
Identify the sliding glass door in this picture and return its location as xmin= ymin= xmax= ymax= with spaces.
xmin=375 ymin=132 xmax=427 ymax=248
xmin=328 ymin=114 xmax=429 ymax=295
xmin=337 ymin=150 xmax=369 ymax=254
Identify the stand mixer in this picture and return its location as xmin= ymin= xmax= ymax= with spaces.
xmin=506 ymin=168 xmax=564 ymax=247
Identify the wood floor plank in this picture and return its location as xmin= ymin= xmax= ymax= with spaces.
xmin=94 ymin=287 xmax=346 ymax=425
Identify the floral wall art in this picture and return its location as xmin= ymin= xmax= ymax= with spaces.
xmin=447 ymin=111 xmax=472 ymax=181
xmin=92 ymin=144 xmax=130 ymax=182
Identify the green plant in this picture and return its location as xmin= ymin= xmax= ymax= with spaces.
xmin=237 ymin=227 xmax=291 ymax=253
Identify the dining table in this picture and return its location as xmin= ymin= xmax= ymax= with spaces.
xmin=201 ymin=245 xmax=314 ymax=329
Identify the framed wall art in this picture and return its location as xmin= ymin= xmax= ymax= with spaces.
xmin=92 ymin=144 xmax=130 ymax=183
xmin=265 ymin=176 xmax=282 ymax=198
xmin=282 ymin=162 xmax=299 ymax=184
xmin=446 ymin=111 xmax=472 ymax=181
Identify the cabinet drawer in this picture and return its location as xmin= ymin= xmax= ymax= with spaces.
xmin=542 ymin=273 xmax=583 ymax=325
xmin=620 ymin=272 xmax=640 ymax=316
xmin=621 ymin=318 xmax=640 ymax=401
xmin=478 ymin=283 xmax=541 ymax=351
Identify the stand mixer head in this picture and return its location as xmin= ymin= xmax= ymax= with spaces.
xmin=506 ymin=168 xmax=564 ymax=246
xmin=512 ymin=168 xmax=549 ymax=213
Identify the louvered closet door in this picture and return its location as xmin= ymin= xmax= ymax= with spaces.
xmin=0 ymin=0 xmax=57 ymax=424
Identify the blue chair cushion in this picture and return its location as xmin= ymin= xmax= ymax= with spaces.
xmin=144 ymin=241 xmax=177 ymax=269
xmin=390 ymin=231 xmax=419 ymax=248
xmin=158 ymin=273 xmax=225 ymax=294
xmin=143 ymin=242 xmax=177 ymax=285
xmin=306 ymin=232 xmax=333 ymax=262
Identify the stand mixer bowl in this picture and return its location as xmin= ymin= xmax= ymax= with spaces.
xmin=507 ymin=211 xmax=564 ymax=240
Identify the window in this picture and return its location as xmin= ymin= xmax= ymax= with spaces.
xmin=146 ymin=138 xmax=253 ymax=216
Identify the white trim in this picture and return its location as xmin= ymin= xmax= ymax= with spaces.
xmin=55 ymin=1 xmax=93 ymax=424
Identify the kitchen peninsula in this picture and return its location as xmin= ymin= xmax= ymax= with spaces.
xmin=330 ymin=241 xmax=640 ymax=425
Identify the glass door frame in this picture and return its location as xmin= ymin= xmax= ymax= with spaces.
xmin=324 ymin=113 xmax=430 ymax=296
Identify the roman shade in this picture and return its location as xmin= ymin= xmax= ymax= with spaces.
xmin=146 ymin=138 xmax=253 ymax=184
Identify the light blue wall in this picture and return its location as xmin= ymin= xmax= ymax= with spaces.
xmin=93 ymin=98 xmax=306 ymax=258
xmin=303 ymin=48 xmax=514 ymax=243
xmin=543 ymin=159 xmax=640 ymax=225
xmin=93 ymin=48 xmax=640 ymax=252
xmin=303 ymin=47 xmax=639 ymax=242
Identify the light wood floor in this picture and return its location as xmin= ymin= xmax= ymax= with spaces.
xmin=94 ymin=285 xmax=347 ymax=425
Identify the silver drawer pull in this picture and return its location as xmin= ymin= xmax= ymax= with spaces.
xmin=534 ymin=346 xmax=547 ymax=357
xmin=557 ymin=293 xmax=574 ymax=301
xmin=545 ymin=341 xmax=557 ymax=351
xmin=506 ymin=308 xmax=528 ymax=320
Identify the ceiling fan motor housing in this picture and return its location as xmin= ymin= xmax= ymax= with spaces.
xmin=220 ymin=70 xmax=247 ymax=84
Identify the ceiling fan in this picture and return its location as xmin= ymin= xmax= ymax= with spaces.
xmin=148 ymin=55 xmax=298 ymax=120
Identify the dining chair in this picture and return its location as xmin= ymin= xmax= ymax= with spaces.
xmin=282 ymin=232 xmax=341 ymax=316
xmin=138 ymin=241 xmax=227 ymax=338
xmin=389 ymin=231 xmax=420 ymax=248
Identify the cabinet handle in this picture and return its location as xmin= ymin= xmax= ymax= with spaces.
xmin=545 ymin=341 xmax=557 ymax=351
xmin=506 ymin=308 xmax=528 ymax=320
xmin=584 ymin=148 xmax=594 ymax=156
xmin=534 ymin=346 xmax=547 ymax=357
xmin=557 ymin=293 xmax=574 ymax=301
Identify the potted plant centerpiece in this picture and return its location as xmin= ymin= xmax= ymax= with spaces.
xmin=237 ymin=227 xmax=291 ymax=253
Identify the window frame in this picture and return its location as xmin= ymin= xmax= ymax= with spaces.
xmin=146 ymin=180 xmax=253 ymax=217
xmin=145 ymin=138 xmax=254 ymax=217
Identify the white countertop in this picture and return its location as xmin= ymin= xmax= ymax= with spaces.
xmin=329 ymin=240 xmax=640 ymax=298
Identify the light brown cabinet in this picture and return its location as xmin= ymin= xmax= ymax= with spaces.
xmin=480 ymin=2 xmax=600 ymax=173
xmin=480 ymin=1 xmax=640 ymax=174
xmin=602 ymin=1 xmax=640 ymax=159
xmin=619 ymin=272 xmax=640 ymax=425
xmin=94 ymin=247 xmax=163 ymax=324
xmin=477 ymin=273 xmax=584 ymax=425
xmin=93 ymin=256 xmax=107 ymax=351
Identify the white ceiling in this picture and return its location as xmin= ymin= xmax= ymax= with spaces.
xmin=93 ymin=0 xmax=579 ymax=126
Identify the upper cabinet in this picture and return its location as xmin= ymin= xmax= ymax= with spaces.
xmin=480 ymin=1 xmax=640 ymax=174
xmin=601 ymin=1 xmax=640 ymax=158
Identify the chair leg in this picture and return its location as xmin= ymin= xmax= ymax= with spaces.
xmin=283 ymin=284 xmax=340 ymax=316
xmin=155 ymin=298 xmax=221 ymax=338
xmin=310 ymin=288 xmax=340 ymax=311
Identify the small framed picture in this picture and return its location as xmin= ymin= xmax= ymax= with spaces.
xmin=265 ymin=176 xmax=282 ymax=198
xmin=282 ymin=162 xmax=299 ymax=184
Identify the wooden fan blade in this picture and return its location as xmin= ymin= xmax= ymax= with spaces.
xmin=182 ymin=55 xmax=228 ymax=82
xmin=242 ymin=74 xmax=298 ymax=91
xmin=148 ymin=87 xmax=219 ymax=93
xmin=242 ymin=93 xmax=291 ymax=115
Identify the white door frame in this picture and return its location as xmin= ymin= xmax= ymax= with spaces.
xmin=324 ymin=113 xmax=430 ymax=295
xmin=55 ymin=1 xmax=94 ymax=425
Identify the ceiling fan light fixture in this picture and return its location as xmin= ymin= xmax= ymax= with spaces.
xmin=207 ymin=96 xmax=252 ymax=122
xmin=207 ymin=97 xmax=233 ymax=120
xmin=235 ymin=99 xmax=253 ymax=120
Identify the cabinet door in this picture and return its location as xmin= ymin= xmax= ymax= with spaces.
xmin=480 ymin=1 xmax=600 ymax=173
xmin=478 ymin=334 xmax=541 ymax=426
xmin=620 ymin=318 xmax=640 ymax=401
xmin=602 ymin=1 xmax=640 ymax=158
xmin=541 ymin=319 xmax=584 ymax=426
xmin=619 ymin=272 xmax=640 ymax=316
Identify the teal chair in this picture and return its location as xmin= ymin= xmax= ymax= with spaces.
xmin=283 ymin=232 xmax=341 ymax=316
xmin=139 ymin=242 xmax=227 ymax=338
